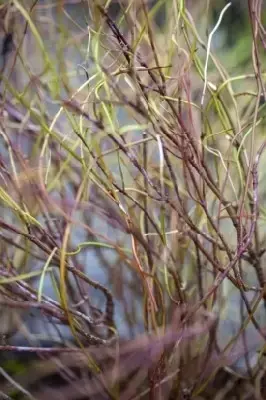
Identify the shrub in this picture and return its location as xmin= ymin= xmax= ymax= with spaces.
xmin=0 ymin=1 xmax=266 ymax=398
